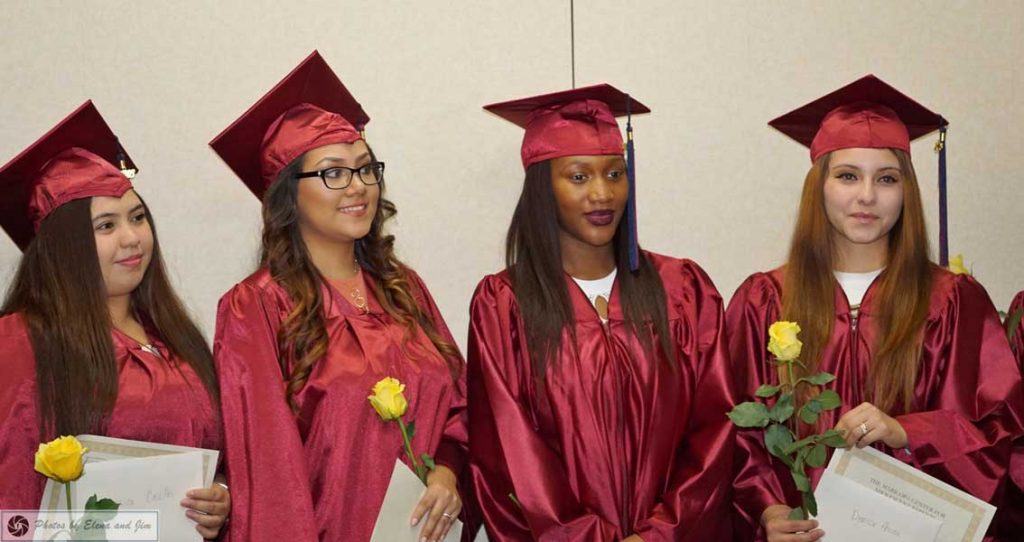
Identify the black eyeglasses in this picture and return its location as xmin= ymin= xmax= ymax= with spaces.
xmin=296 ymin=162 xmax=385 ymax=190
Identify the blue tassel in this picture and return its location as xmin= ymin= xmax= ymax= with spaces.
xmin=625 ymin=95 xmax=639 ymax=272
xmin=936 ymin=126 xmax=948 ymax=267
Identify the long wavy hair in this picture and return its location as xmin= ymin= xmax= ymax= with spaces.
xmin=505 ymin=159 xmax=675 ymax=372
xmin=261 ymin=146 xmax=461 ymax=414
xmin=781 ymin=149 xmax=932 ymax=415
xmin=2 ymin=196 xmax=219 ymax=439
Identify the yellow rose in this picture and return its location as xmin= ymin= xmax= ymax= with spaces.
xmin=368 ymin=377 xmax=408 ymax=421
xmin=34 ymin=436 xmax=87 ymax=482
xmin=767 ymin=321 xmax=803 ymax=362
xmin=948 ymin=254 xmax=970 ymax=275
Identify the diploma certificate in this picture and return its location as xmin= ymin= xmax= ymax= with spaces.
xmin=816 ymin=447 xmax=996 ymax=542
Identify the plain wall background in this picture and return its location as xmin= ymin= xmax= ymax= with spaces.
xmin=1 ymin=1 xmax=1021 ymax=351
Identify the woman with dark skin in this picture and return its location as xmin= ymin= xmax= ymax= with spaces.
xmin=468 ymin=85 xmax=736 ymax=541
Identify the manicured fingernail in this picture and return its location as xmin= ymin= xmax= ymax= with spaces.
xmin=410 ymin=516 xmax=418 ymax=526
xmin=187 ymin=490 xmax=197 ymax=497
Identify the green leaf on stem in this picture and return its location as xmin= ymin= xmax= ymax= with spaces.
xmin=819 ymin=429 xmax=847 ymax=448
xmin=84 ymin=494 xmax=119 ymax=511
xmin=755 ymin=384 xmax=781 ymax=398
xmin=405 ymin=421 xmax=416 ymax=440
xmin=764 ymin=423 xmax=794 ymax=460
xmin=727 ymin=402 xmax=770 ymax=428
xmin=421 ymin=453 xmax=436 ymax=471
xmin=798 ymin=404 xmax=820 ymax=425
xmin=782 ymin=434 xmax=817 ymax=455
xmin=806 ymin=443 xmax=827 ymax=468
xmin=769 ymin=393 xmax=795 ymax=423
xmin=802 ymin=372 xmax=836 ymax=386
xmin=804 ymin=490 xmax=818 ymax=517
xmin=816 ymin=390 xmax=841 ymax=410
xmin=791 ymin=470 xmax=811 ymax=492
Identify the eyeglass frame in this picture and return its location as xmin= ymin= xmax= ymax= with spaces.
xmin=295 ymin=161 xmax=386 ymax=190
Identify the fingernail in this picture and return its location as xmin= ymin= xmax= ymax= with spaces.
xmin=187 ymin=490 xmax=197 ymax=498
xmin=179 ymin=499 xmax=190 ymax=508
xmin=410 ymin=516 xmax=418 ymax=526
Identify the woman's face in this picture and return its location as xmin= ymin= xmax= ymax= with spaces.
xmin=823 ymin=147 xmax=905 ymax=255
xmin=91 ymin=190 xmax=154 ymax=298
xmin=296 ymin=140 xmax=380 ymax=245
xmin=550 ymin=154 xmax=629 ymax=251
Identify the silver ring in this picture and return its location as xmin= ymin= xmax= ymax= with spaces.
xmin=442 ymin=512 xmax=454 ymax=519
xmin=859 ymin=423 xmax=869 ymax=436
xmin=216 ymin=482 xmax=229 ymax=491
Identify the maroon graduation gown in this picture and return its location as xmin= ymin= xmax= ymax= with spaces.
xmin=727 ymin=267 xmax=1024 ymax=541
xmin=214 ymin=267 xmax=468 ymax=541
xmin=468 ymin=252 xmax=736 ymax=541
xmin=0 ymin=312 xmax=222 ymax=509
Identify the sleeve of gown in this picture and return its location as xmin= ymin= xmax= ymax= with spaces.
xmin=213 ymin=283 xmax=318 ymax=542
xmin=0 ymin=321 xmax=46 ymax=510
xmin=633 ymin=262 xmax=737 ymax=542
xmin=467 ymin=277 xmax=619 ymax=542
xmin=406 ymin=270 xmax=467 ymax=476
xmin=893 ymin=276 xmax=1024 ymax=503
xmin=723 ymin=274 xmax=791 ymax=539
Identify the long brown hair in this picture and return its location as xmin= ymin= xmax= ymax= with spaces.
xmin=261 ymin=148 xmax=461 ymax=415
xmin=2 ymin=196 xmax=219 ymax=439
xmin=506 ymin=159 xmax=674 ymax=371
xmin=781 ymin=149 xmax=932 ymax=414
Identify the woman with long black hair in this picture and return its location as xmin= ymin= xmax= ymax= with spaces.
xmin=0 ymin=101 xmax=228 ymax=540
xmin=468 ymin=85 xmax=736 ymax=541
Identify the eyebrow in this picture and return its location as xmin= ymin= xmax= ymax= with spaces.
xmin=91 ymin=204 xmax=145 ymax=222
xmin=831 ymin=164 xmax=901 ymax=173
xmin=313 ymin=152 xmax=371 ymax=168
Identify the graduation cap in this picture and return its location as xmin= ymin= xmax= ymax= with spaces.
xmin=209 ymin=50 xmax=370 ymax=200
xmin=484 ymin=84 xmax=650 ymax=271
xmin=768 ymin=74 xmax=952 ymax=265
xmin=0 ymin=100 xmax=135 ymax=251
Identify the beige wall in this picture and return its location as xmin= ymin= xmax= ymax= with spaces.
xmin=1 ymin=1 xmax=1021 ymax=350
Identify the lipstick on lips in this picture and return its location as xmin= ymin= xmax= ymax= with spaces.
xmin=116 ymin=254 xmax=143 ymax=268
xmin=585 ymin=210 xmax=615 ymax=226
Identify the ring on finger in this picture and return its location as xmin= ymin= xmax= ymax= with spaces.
xmin=442 ymin=512 xmax=454 ymax=520
xmin=859 ymin=422 xmax=869 ymax=436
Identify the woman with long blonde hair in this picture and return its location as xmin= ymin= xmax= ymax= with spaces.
xmin=728 ymin=76 xmax=1024 ymax=542
xmin=209 ymin=52 xmax=469 ymax=541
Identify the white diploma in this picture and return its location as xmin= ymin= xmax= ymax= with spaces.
xmin=816 ymin=447 xmax=996 ymax=542
xmin=370 ymin=459 xmax=463 ymax=542
xmin=36 ymin=435 xmax=219 ymax=542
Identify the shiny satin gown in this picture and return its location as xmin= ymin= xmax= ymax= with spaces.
xmin=0 ymin=313 xmax=222 ymax=509
xmin=468 ymin=252 xmax=736 ymax=541
xmin=728 ymin=268 xmax=1024 ymax=541
xmin=214 ymin=268 xmax=468 ymax=541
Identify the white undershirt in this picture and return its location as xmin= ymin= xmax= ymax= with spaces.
xmin=834 ymin=268 xmax=884 ymax=313
xmin=572 ymin=268 xmax=617 ymax=321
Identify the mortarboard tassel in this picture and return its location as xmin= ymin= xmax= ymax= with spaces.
xmin=115 ymin=138 xmax=137 ymax=179
xmin=936 ymin=126 xmax=948 ymax=267
xmin=625 ymin=95 xmax=639 ymax=272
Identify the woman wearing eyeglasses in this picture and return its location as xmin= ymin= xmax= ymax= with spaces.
xmin=209 ymin=52 xmax=469 ymax=542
